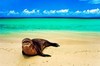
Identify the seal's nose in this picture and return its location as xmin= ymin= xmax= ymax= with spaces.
xmin=24 ymin=46 xmax=29 ymax=48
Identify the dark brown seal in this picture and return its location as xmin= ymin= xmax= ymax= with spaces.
xmin=22 ymin=38 xmax=59 ymax=57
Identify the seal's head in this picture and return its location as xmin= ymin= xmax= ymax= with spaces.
xmin=22 ymin=38 xmax=33 ymax=47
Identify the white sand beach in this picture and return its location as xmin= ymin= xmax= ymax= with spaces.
xmin=0 ymin=30 xmax=100 ymax=66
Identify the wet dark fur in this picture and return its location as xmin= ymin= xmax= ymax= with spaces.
xmin=22 ymin=38 xmax=60 ymax=57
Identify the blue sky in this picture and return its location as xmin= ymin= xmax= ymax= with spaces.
xmin=0 ymin=0 xmax=100 ymax=17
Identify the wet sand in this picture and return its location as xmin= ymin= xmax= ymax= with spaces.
xmin=0 ymin=30 xmax=100 ymax=66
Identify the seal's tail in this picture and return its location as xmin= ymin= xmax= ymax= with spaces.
xmin=50 ymin=43 xmax=60 ymax=47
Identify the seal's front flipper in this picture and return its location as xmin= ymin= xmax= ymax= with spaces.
xmin=40 ymin=53 xmax=51 ymax=57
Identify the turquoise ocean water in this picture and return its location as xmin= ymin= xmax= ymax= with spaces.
xmin=0 ymin=18 xmax=100 ymax=34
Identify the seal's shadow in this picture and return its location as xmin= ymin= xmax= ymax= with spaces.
xmin=23 ymin=55 xmax=30 ymax=59
xmin=22 ymin=54 xmax=38 ymax=59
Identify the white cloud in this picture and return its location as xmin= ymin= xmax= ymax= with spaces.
xmin=23 ymin=9 xmax=35 ymax=14
xmin=75 ymin=10 xmax=82 ymax=13
xmin=8 ymin=10 xmax=19 ymax=15
xmin=43 ymin=9 xmax=69 ymax=14
xmin=56 ymin=9 xmax=69 ymax=13
xmin=80 ymin=0 xmax=100 ymax=4
xmin=1 ymin=8 xmax=100 ymax=17
xmin=75 ymin=8 xmax=100 ymax=14
xmin=83 ymin=8 xmax=100 ymax=14
xmin=23 ymin=9 xmax=39 ymax=14
xmin=43 ymin=10 xmax=56 ymax=14
xmin=89 ymin=0 xmax=100 ymax=4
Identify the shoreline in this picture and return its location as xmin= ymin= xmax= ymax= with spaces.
xmin=1 ymin=30 xmax=100 ymax=34
xmin=0 ymin=30 xmax=100 ymax=44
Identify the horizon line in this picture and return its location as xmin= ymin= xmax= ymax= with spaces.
xmin=0 ymin=17 xmax=100 ymax=19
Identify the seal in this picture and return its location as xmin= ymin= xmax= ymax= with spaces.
xmin=22 ymin=38 xmax=59 ymax=57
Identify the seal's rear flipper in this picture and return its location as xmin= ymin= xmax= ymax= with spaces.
xmin=40 ymin=54 xmax=51 ymax=57
xmin=51 ymin=43 xmax=60 ymax=47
